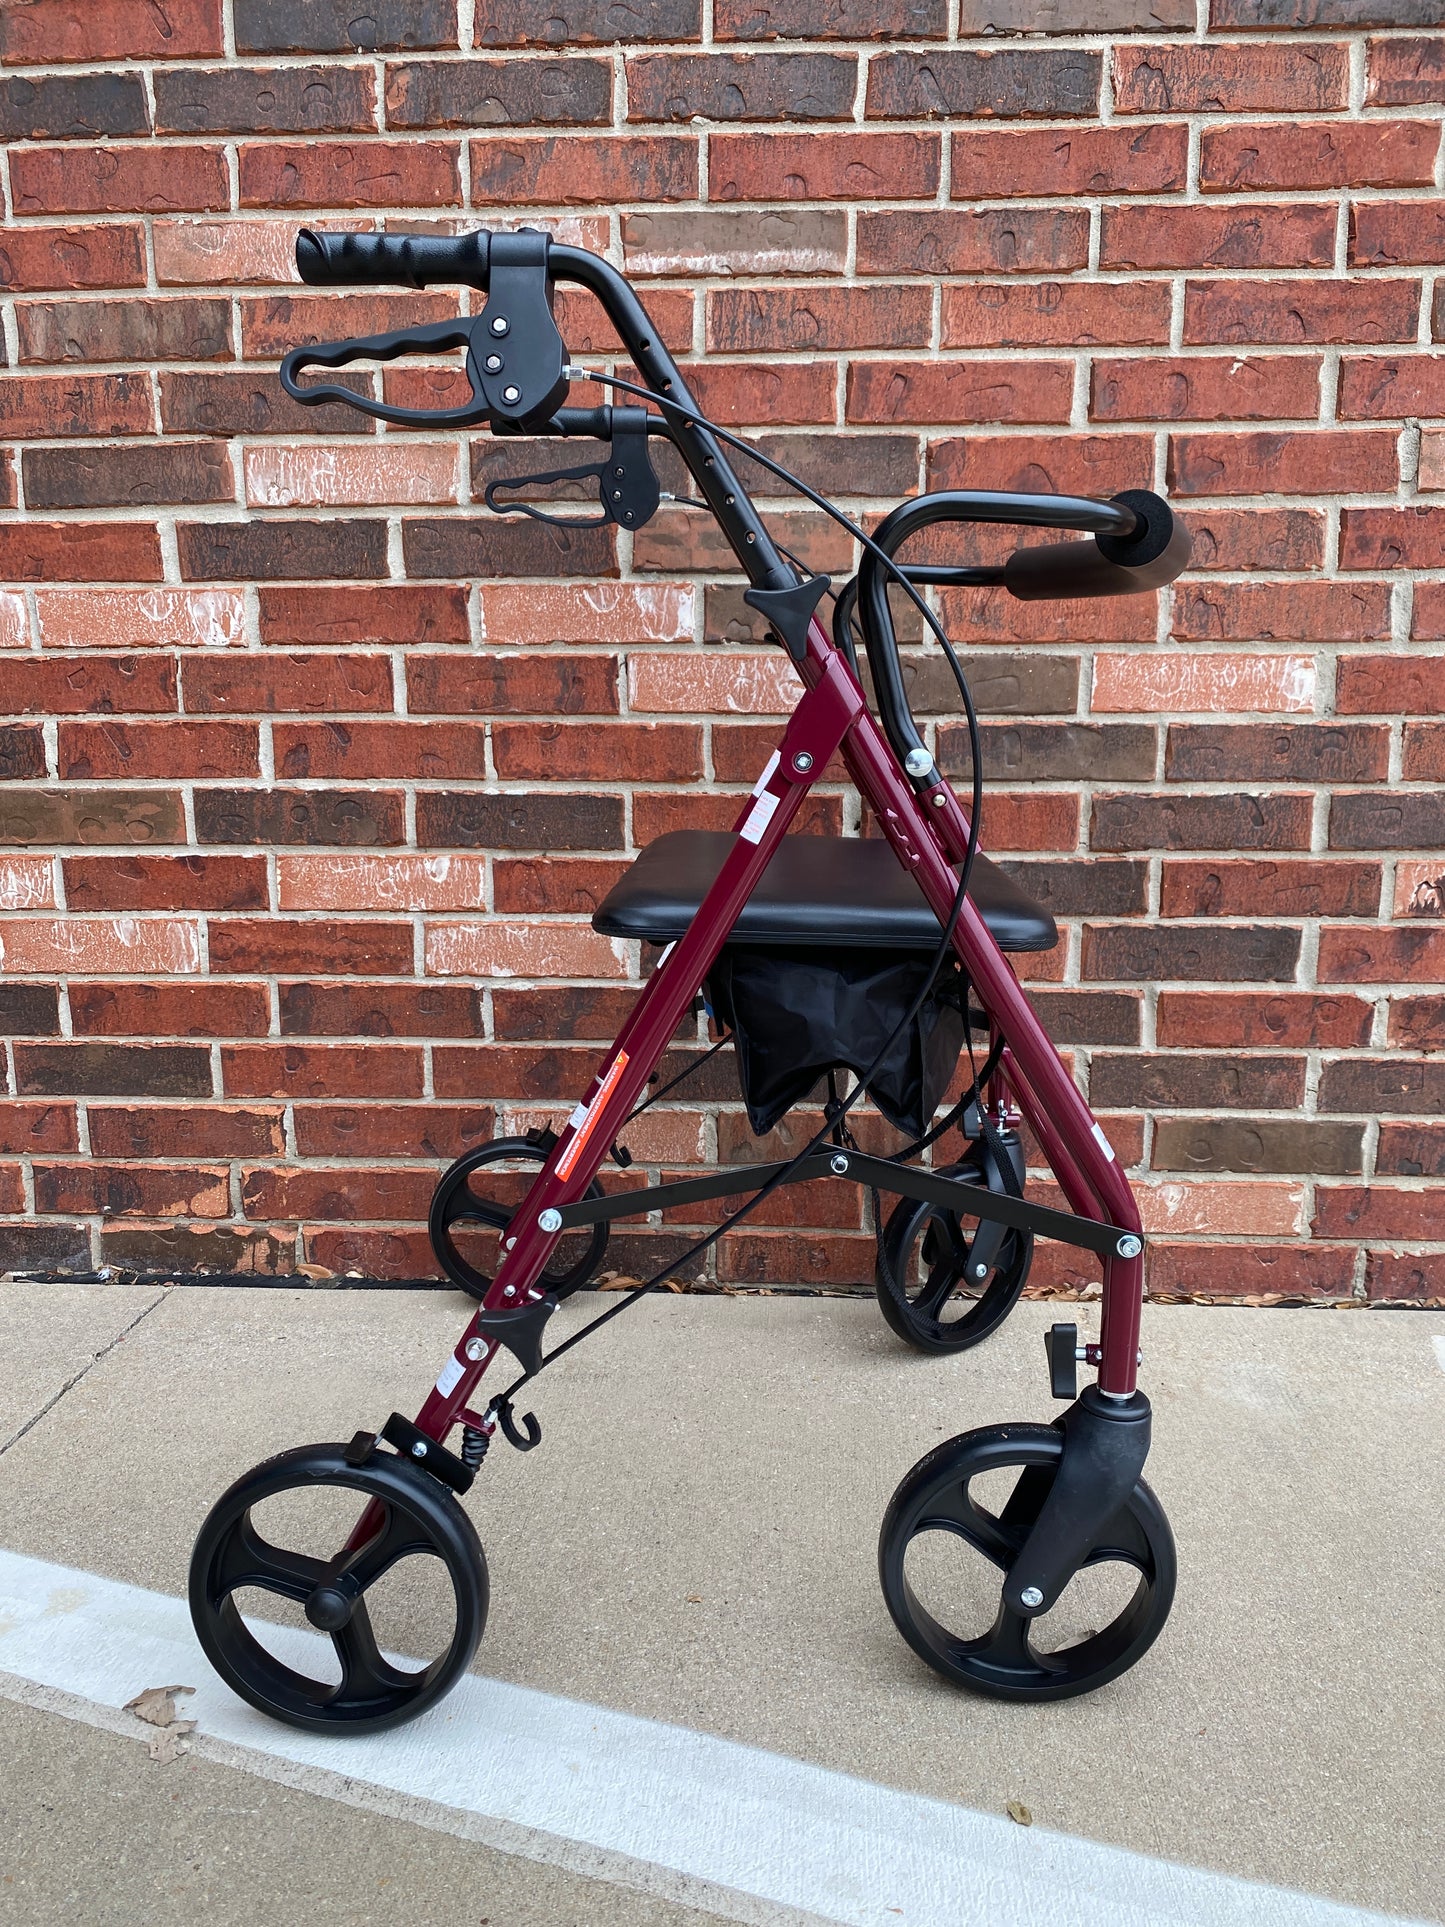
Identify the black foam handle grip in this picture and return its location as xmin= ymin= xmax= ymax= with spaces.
xmin=1003 ymin=490 xmax=1191 ymax=602
xmin=295 ymin=228 xmax=491 ymax=289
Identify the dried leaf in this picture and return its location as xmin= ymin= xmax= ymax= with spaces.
xmin=124 ymin=1684 xmax=195 ymax=1729
xmin=296 ymin=1262 xmax=333 ymax=1281
xmin=685 ymin=1593 xmax=702 ymax=1604
xmin=146 ymin=1722 xmax=196 ymax=1764
xmin=1005 ymin=1800 xmax=1033 ymax=1826
xmin=596 ymin=1273 xmax=642 ymax=1291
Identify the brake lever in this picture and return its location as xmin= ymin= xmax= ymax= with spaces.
xmin=280 ymin=317 xmax=494 ymax=426
xmin=483 ymin=406 xmax=661 ymax=530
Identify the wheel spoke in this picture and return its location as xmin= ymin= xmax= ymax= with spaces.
xmin=215 ymin=1512 xmax=327 ymax=1602
xmin=442 ymin=1191 xmax=510 ymax=1231
xmin=327 ymin=1504 xmax=434 ymax=1595
xmin=975 ymin=1602 xmax=1038 ymax=1670
xmin=917 ymin=1486 xmax=1024 ymax=1572
xmin=913 ymin=1251 xmax=960 ymax=1319
xmin=329 ymin=1599 xmax=423 ymax=1702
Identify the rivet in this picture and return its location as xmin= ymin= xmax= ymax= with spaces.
xmin=489 ymin=315 xmax=509 ymax=336
xmin=830 ymin=1152 xmax=849 ymax=1175
xmin=411 ymin=1441 xmax=427 ymax=1459
xmin=465 ymin=1338 xmax=487 ymax=1362
xmin=792 ymin=751 xmax=814 ymax=773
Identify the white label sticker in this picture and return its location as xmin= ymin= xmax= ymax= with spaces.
xmin=567 ymin=1103 xmax=588 ymax=1130
xmin=434 ymin=1354 xmax=466 ymax=1397
xmin=750 ymin=750 xmax=781 ymax=798
xmin=739 ymin=788 xmax=781 ymax=845
xmin=1091 ymin=1122 xmax=1117 ymax=1163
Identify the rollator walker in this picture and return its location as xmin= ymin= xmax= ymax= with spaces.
xmin=188 ymin=225 xmax=1192 ymax=1729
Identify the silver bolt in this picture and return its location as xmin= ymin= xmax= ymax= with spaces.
xmin=465 ymin=1337 xmax=487 ymax=1362
xmin=1116 ymin=1234 xmax=1143 ymax=1260
xmin=484 ymin=352 xmax=503 ymax=373
xmin=930 ymin=793 xmax=946 ymax=807
xmin=489 ymin=315 xmax=509 ymax=336
xmin=1019 ymin=1585 xmax=1043 ymax=1610
xmin=502 ymin=1284 xmax=516 ymax=1298
xmin=904 ymin=747 xmax=933 ymax=778
xmin=538 ymin=1208 xmax=562 ymax=1233
xmin=501 ymin=384 xmax=521 ymax=405
xmin=830 ymin=1152 xmax=849 ymax=1175
xmin=411 ymin=1441 xmax=427 ymax=1459
xmin=792 ymin=751 xmax=814 ymax=774
xmin=503 ymin=1236 xmax=515 ymax=1250
xmin=973 ymin=1263 xmax=988 ymax=1279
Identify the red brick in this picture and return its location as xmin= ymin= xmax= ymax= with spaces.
xmin=1156 ymin=991 xmax=1372 ymax=1050
xmin=856 ymin=207 xmax=1087 ymax=276
xmin=1415 ymin=588 xmax=1445 ymax=641
xmin=1159 ymin=861 xmax=1381 ymax=919
xmin=1101 ymin=202 xmax=1335 ymax=272
xmin=471 ymin=135 xmax=696 ymax=205
xmin=1367 ymin=35 xmax=1445 ymax=105
xmin=1352 ymin=201 xmax=1445 ymax=268
xmin=279 ymin=980 xmax=482 ymax=1033
xmin=300 ymin=1226 xmax=438 ymax=1279
xmin=36 ymin=589 xmax=243 ymax=651
xmin=1337 ymin=354 xmax=1445 ymax=420
xmin=1389 ymin=997 xmax=1445 ymax=1050
xmin=1319 ymin=925 xmax=1445 ymax=984
xmin=1340 ymin=508 xmax=1445 ymax=571
xmin=847 ymin=359 xmax=1072 ymax=426
xmin=1094 ymin=653 xmax=1314 ymax=713
xmin=633 ymin=789 xmax=841 ymax=842
xmin=0 ymin=523 xmax=162 ymax=583
xmin=706 ymin=285 xmax=930 ymax=354
xmin=210 ymin=920 xmax=413 ymax=977
xmin=293 ymin=1103 xmax=493 ymax=1160
xmin=493 ymin=857 xmax=628 ymax=915
xmin=182 ymin=654 xmax=395 ymax=715
xmin=222 ymin=1043 xmax=425 ymax=1099
xmin=0 ymin=223 xmax=146 ymax=291
xmin=942 ymin=281 xmax=1169 ymax=349
xmin=1200 ymin=120 xmax=1440 ymax=192
xmin=1091 ymin=355 xmax=1321 ymax=422
xmin=65 ymin=856 xmax=266 ymax=913
xmin=1365 ymin=1252 xmax=1445 ymax=1305
xmin=88 ymin=1104 xmax=283 ymax=1158
xmin=950 ymin=124 xmax=1186 ymax=198
xmin=1314 ymin=1185 xmax=1440 ymax=1242
xmin=68 ymin=980 xmax=268 ymax=1036
xmin=0 ymin=374 xmax=151 ymax=439
xmin=1171 ymin=581 xmax=1390 ymax=643
xmin=238 ymin=290 xmax=455 ymax=359
xmin=1183 ymin=507 xmax=1326 ymax=572
xmin=274 ymin=720 xmax=485 ymax=781
xmin=35 ymin=1162 xmax=231 ymax=1219
xmin=682 ymin=360 xmax=836 ymax=427
xmin=10 ymin=144 xmax=228 ymax=215
xmin=0 ymin=0 xmax=223 ymax=62
xmin=1184 ymin=279 xmax=1419 ymax=347
xmin=408 ymin=653 xmax=619 ymax=716
xmin=939 ymin=585 xmax=1156 ymax=644
xmin=1404 ymin=725 xmax=1445 ymax=779
xmin=710 ymin=132 xmax=939 ymax=203
xmin=716 ymin=0 xmax=941 ymax=33
xmin=59 ymin=722 xmax=259 ymax=782
xmin=0 ymin=1102 xmax=78 ymax=1154
xmin=492 ymin=721 xmax=702 ymax=783
xmin=1167 ymin=429 xmax=1398 ymax=497
xmin=241 ymin=1164 xmax=434 ymax=1223
xmin=427 ymin=922 xmax=629 ymax=984
xmin=1147 ymin=1241 xmax=1357 ymax=1301
xmin=257 ymin=583 xmax=468 ymax=647
xmin=154 ymin=216 xmax=356 ymax=287
xmin=634 ymin=505 xmax=849 ymax=577
xmin=239 ymin=140 xmax=461 ymax=208
xmin=0 ymin=655 xmax=177 ymax=714
xmin=1114 ymin=42 xmax=1348 ymax=113
xmin=0 ymin=918 xmax=201 ymax=976
xmin=549 ymin=284 xmax=693 ymax=357
xmin=927 ymin=432 xmax=1154 ymax=497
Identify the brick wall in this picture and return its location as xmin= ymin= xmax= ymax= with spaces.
xmin=0 ymin=0 xmax=1440 ymax=1301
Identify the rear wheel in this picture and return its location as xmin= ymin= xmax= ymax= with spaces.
xmin=429 ymin=1137 xmax=608 ymax=1303
xmin=875 ymin=1157 xmax=1032 ymax=1354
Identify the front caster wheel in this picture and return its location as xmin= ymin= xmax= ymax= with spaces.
xmin=879 ymin=1422 xmax=1175 ymax=1701
xmin=875 ymin=1155 xmax=1032 ymax=1354
xmin=189 ymin=1442 xmax=487 ymax=1734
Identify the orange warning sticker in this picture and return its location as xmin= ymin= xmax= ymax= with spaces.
xmin=556 ymin=1050 xmax=630 ymax=1180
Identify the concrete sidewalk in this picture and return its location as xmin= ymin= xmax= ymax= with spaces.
xmin=0 ymin=1282 xmax=1441 ymax=1925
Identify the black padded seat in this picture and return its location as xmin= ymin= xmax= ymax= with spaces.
xmin=593 ymin=831 xmax=1057 ymax=954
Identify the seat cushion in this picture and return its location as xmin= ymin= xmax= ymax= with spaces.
xmin=592 ymin=831 xmax=1057 ymax=954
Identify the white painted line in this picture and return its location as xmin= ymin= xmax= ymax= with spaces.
xmin=0 ymin=1547 xmax=1424 ymax=1927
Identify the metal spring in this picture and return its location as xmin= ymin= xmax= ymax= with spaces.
xmin=461 ymin=1425 xmax=491 ymax=1472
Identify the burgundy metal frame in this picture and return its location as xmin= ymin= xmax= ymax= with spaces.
xmin=395 ymin=237 xmax=1147 ymax=1450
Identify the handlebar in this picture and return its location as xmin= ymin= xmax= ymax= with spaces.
xmin=296 ymin=227 xmax=491 ymax=289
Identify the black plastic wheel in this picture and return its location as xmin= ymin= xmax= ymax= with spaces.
xmin=879 ymin=1422 xmax=1175 ymax=1702
xmin=429 ymin=1136 xmax=608 ymax=1303
xmin=189 ymin=1442 xmax=488 ymax=1734
xmin=875 ymin=1157 xmax=1033 ymax=1353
